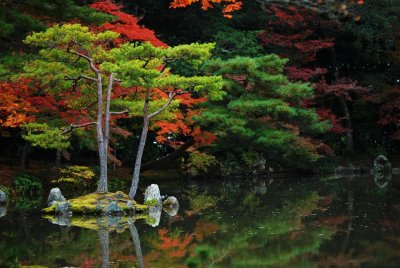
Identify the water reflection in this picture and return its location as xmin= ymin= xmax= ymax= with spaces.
xmin=0 ymin=206 xmax=6 ymax=218
xmin=2 ymin=175 xmax=400 ymax=267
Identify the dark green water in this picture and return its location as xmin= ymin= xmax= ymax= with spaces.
xmin=1 ymin=174 xmax=400 ymax=267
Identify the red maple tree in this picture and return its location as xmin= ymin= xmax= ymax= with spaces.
xmin=258 ymin=5 xmax=370 ymax=152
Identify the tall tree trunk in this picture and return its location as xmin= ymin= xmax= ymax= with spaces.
xmin=98 ymin=229 xmax=110 ymax=268
xmin=128 ymin=222 xmax=145 ymax=268
xmin=129 ymin=89 xmax=151 ymax=199
xmin=330 ymin=47 xmax=354 ymax=154
xmin=339 ymin=96 xmax=354 ymax=153
xmin=55 ymin=149 xmax=61 ymax=169
xmin=140 ymin=138 xmax=195 ymax=172
xmin=96 ymin=72 xmax=108 ymax=193
xmin=20 ymin=141 xmax=31 ymax=170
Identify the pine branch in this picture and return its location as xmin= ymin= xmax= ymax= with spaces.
xmin=60 ymin=122 xmax=97 ymax=135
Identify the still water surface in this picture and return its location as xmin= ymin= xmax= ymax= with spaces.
xmin=1 ymin=174 xmax=400 ymax=267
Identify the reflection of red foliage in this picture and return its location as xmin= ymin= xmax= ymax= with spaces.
xmin=157 ymin=228 xmax=193 ymax=257
xmin=79 ymin=254 xmax=98 ymax=268
xmin=194 ymin=221 xmax=219 ymax=241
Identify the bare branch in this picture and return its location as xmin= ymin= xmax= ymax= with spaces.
xmin=110 ymin=109 xmax=130 ymax=115
xmin=148 ymin=91 xmax=177 ymax=119
xmin=64 ymin=75 xmax=97 ymax=82
xmin=60 ymin=121 xmax=97 ymax=135
xmin=66 ymin=48 xmax=100 ymax=73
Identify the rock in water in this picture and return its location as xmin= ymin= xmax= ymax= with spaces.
xmin=126 ymin=201 xmax=134 ymax=209
xmin=104 ymin=201 xmax=124 ymax=215
xmin=55 ymin=202 xmax=72 ymax=216
xmin=148 ymin=206 xmax=162 ymax=227
xmin=47 ymin=188 xmax=66 ymax=206
xmin=0 ymin=206 xmax=6 ymax=218
xmin=0 ymin=190 xmax=7 ymax=204
xmin=163 ymin=196 xmax=179 ymax=208
xmin=144 ymin=184 xmax=162 ymax=206
xmin=163 ymin=196 xmax=179 ymax=217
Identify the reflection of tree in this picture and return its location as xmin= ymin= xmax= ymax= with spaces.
xmin=128 ymin=222 xmax=145 ymax=268
xmin=98 ymin=229 xmax=110 ymax=268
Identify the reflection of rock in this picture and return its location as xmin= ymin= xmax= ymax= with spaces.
xmin=105 ymin=215 xmax=122 ymax=227
xmin=334 ymin=166 xmax=365 ymax=177
xmin=47 ymin=187 xmax=66 ymax=206
xmin=53 ymin=214 xmax=72 ymax=226
xmin=392 ymin=168 xmax=400 ymax=175
xmin=104 ymin=201 xmax=124 ymax=216
xmin=144 ymin=184 xmax=162 ymax=206
xmin=147 ymin=206 xmax=162 ymax=227
xmin=55 ymin=201 xmax=72 ymax=216
xmin=163 ymin=196 xmax=179 ymax=217
xmin=255 ymin=182 xmax=267 ymax=195
xmin=0 ymin=190 xmax=7 ymax=204
xmin=0 ymin=206 xmax=6 ymax=218
xmin=372 ymin=155 xmax=392 ymax=188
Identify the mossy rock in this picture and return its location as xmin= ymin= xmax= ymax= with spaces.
xmin=42 ymin=191 xmax=148 ymax=215
xmin=43 ymin=214 xmax=149 ymax=231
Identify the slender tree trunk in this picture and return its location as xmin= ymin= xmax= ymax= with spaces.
xmin=55 ymin=149 xmax=61 ymax=169
xmin=112 ymin=147 xmax=117 ymax=172
xmin=330 ymin=47 xmax=354 ymax=154
xmin=128 ymin=222 xmax=145 ymax=268
xmin=96 ymin=72 xmax=108 ymax=193
xmin=20 ymin=141 xmax=31 ymax=170
xmin=339 ymin=96 xmax=354 ymax=153
xmin=141 ymin=138 xmax=195 ymax=172
xmin=98 ymin=229 xmax=110 ymax=268
xmin=129 ymin=89 xmax=151 ymax=199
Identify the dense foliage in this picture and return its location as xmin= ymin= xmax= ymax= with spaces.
xmin=1 ymin=0 xmax=400 ymax=183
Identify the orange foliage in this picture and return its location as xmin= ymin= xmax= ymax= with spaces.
xmin=170 ymin=0 xmax=242 ymax=18
xmin=91 ymin=1 xmax=217 ymax=150
xmin=0 ymin=80 xmax=38 ymax=128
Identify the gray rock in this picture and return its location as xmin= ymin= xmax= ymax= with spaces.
xmin=47 ymin=188 xmax=66 ymax=206
xmin=163 ymin=196 xmax=179 ymax=208
xmin=163 ymin=196 xmax=179 ymax=217
xmin=104 ymin=201 xmax=123 ymax=215
xmin=0 ymin=190 xmax=6 ymax=204
xmin=0 ymin=206 xmax=6 ymax=218
xmin=148 ymin=206 xmax=162 ymax=227
xmin=126 ymin=201 xmax=134 ymax=209
xmin=55 ymin=201 xmax=72 ymax=216
xmin=144 ymin=184 xmax=162 ymax=206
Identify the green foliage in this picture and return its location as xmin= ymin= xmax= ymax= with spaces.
xmin=199 ymin=54 xmax=329 ymax=169
xmin=212 ymin=30 xmax=263 ymax=59
xmin=12 ymin=173 xmax=43 ymax=195
xmin=0 ymin=0 xmax=111 ymax=52
xmin=51 ymin=166 xmax=96 ymax=193
xmin=184 ymin=151 xmax=218 ymax=176
xmin=343 ymin=0 xmax=400 ymax=63
xmin=22 ymin=123 xmax=70 ymax=150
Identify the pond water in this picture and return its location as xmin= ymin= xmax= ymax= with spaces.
xmin=1 ymin=173 xmax=400 ymax=267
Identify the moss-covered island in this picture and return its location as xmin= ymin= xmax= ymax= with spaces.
xmin=42 ymin=191 xmax=148 ymax=215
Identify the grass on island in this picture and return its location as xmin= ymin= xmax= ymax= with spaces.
xmin=42 ymin=191 xmax=148 ymax=214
